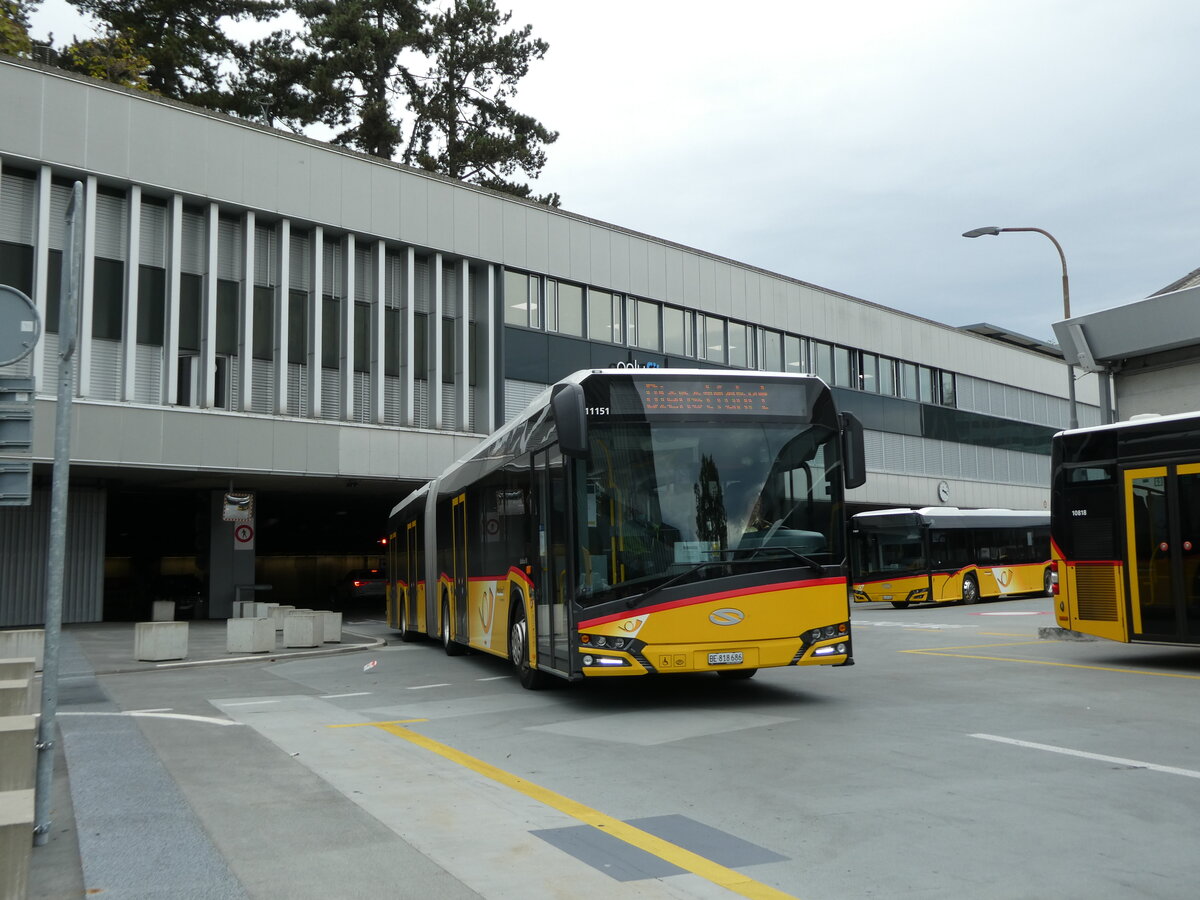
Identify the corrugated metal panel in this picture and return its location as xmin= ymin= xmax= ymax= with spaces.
xmin=140 ymin=201 xmax=167 ymax=268
xmin=414 ymin=256 xmax=430 ymax=313
xmin=355 ymin=246 xmax=372 ymax=302
xmin=323 ymin=242 xmax=342 ymax=297
xmin=442 ymin=265 xmax=457 ymax=317
xmin=95 ymin=192 xmax=127 ymax=260
xmin=385 ymin=251 xmax=402 ymax=308
xmin=353 ymin=371 xmax=370 ymax=423
xmin=218 ymin=216 xmax=242 ymax=280
xmin=181 ymin=209 xmax=205 ymax=274
xmin=0 ymin=487 xmax=105 ymax=627
xmin=90 ymin=339 xmax=122 ymax=401
xmin=320 ymin=367 xmax=340 ymax=419
xmin=290 ymin=232 xmax=310 ymax=291
xmin=384 ymin=374 xmax=401 ymax=425
xmin=134 ymin=343 xmax=162 ymax=403
xmin=441 ymin=382 xmax=456 ymax=428
xmin=415 ymin=378 xmax=429 ymax=428
xmin=254 ymin=224 xmax=275 ymax=286
xmin=287 ymin=362 xmax=307 ymax=416
xmin=251 ymin=358 xmax=273 ymax=413
xmin=0 ymin=171 xmax=35 ymax=244
xmin=505 ymin=379 xmax=546 ymax=422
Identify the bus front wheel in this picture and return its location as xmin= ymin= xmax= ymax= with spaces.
xmin=961 ymin=574 xmax=979 ymax=605
xmin=441 ymin=597 xmax=464 ymax=656
xmin=510 ymin=602 xmax=548 ymax=690
xmin=891 ymin=601 xmax=910 ymax=609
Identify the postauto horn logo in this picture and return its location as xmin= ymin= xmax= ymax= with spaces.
xmin=709 ymin=608 xmax=745 ymax=626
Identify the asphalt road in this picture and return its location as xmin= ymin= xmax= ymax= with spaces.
xmin=40 ymin=595 xmax=1200 ymax=899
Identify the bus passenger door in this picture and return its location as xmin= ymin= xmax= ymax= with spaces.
xmin=452 ymin=494 xmax=470 ymax=642
xmin=405 ymin=520 xmax=419 ymax=633
xmin=533 ymin=447 xmax=572 ymax=673
xmin=1124 ymin=465 xmax=1200 ymax=641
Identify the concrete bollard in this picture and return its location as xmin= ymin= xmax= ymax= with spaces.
xmin=226 ymin=617 xmax=275 ymax=654
xmin=0 ymin=788 xmax=34 ymax=900
xmin=0 ymin=659 xmax=34 ymax=682
xmin=134 ymin=621 xmax=189 ymax=661
xmin=283 ymin=612 xmax=319 ymax=648
xmin=268 ymin=605 xmax=295 ymax=632
xmin=0 ymin=715 xmax=36 ymax=791
xmin=313 ymin=610 xmax=342 ymax=643
xmin=0 ymin=631 xmax=44 ymax=671
xmin=0 ymin=679 xmax=33 ymax=717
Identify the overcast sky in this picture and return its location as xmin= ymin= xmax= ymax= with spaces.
xmin=29 ymin=0 xmax=1200 ymax=342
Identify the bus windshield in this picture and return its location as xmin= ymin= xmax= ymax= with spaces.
xmin=576 ymin=418 xmax=842 ymax=606
xmin=851 ymin=521 xmax=926 ymax=580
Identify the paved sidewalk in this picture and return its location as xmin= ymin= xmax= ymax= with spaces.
xmin=25 ymin=615 xmax=388 ymax=899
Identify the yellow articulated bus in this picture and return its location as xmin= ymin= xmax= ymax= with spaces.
xmin=386 ymin=368 xmax=866 ymax=688
xmin=850 ymin=507 xmax=1051 ymax=609
xmin=1051 ymin=411 xmax=1200 ymax=644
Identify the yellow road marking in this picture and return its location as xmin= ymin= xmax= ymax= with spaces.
xmin=903 ymin=648 xmax=1200 ymax=680
xmin=330 ymin=719 xmax=798 ymax=900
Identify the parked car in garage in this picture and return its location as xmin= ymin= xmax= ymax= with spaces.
xmin=329 ymin=568 xmax=387 ymax=609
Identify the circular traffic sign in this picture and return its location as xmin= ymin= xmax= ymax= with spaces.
xmin=234 ymin=524 xmax=255 ymax=543
xmin=0 ymin=285 xmax=41 ymax=366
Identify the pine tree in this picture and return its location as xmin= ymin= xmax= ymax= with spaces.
xmin=405 ymin=0 xmax=557 ymax=204
xmin=66 ymin=0 xmax=281 ymax=106
xmin=292 ymin=0 xmax=425 ymax=159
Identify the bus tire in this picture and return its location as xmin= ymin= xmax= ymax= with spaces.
xmin=1044 ymin=567 xmax=1053 ymax=595
xmin=441 ymin=596 xmax=465 ymax=656
xmin=717 ymin=668 xmax=757 ymax=680
xmin=961 ymin=574 xmax=979 ymax=605
xmin=510 ymin=600 xmax=548 ymax=690
xmin=891 ymin=601 xmax=910 ymax=609
xmin=398 ymin=594 xmax=419 ymax=642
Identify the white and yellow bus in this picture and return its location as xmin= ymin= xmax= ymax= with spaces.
xmin=851 ymin=507 xmax=1050 ymax=609
xmin=386 ymin=368 xmax=866 ymax=688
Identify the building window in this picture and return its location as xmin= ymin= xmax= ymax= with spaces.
xmin=632 ymin=298 xmax=660 ymax=351
xmin=784 ymin=335 xmax=804 ymax=373
xmin=321 ymin=296 xmax=339 ymax=368
xmin=900 ymin=361 xmax=918 ymax=400
xmin=503 ymin=269 xmax=534 ymax=327
xmin=179 ymin=273 xmax=202 ymax=352
xmin=92 ymin=258 xmax=124 ymax=340
xmin=940 ymin=371 xmax=957 ymax=407
xmin=353 ymin=301 xmax=370 ymax=373
xmin=919 ymin=365 xmax=936 ymax=403
xmin=703 ymin=315 xmax=725 ymax=363
xmin=543 ymin=278 xmax=556 ymax=331
xmin=762 ymin=330 xmax=782 ymax=371
xmin=859 ymin=352 xmax=878 ymax=392
xmin=216 ymin=280 xmax=239 ymax=356
xmin=136 ymin=266 xmax=166 ymax=346
xmin=253 ymin=286 xmax=274 ymax=361
xmin=878 ymin=356 xmax=896 ymax=396
xmin=833 ymin=345 xmax=851 ymax=387
xmin=663 ymin=305 xmax=687 ymax=355
xmin=384 ymin=307 xmax=398 ymax=376
xmin=727 ymin=321 xmax=748 ymax=368
xmin=557 ymin=281 xmax=584 ymax=337
xmin=589 ymin=289 xmax=619 ymax=344
xmin=414 ymin=311 xmax=428 ymax=374
xmin=811 ymin=341 xmax=832 ymax=383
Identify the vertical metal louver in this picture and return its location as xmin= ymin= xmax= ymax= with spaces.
xmin=0 ymin=172 xmax=36 ymax=244
xmin=94 ymin=193 xmax=127 ymax=260
xmin=139 ymin=201 xmax=167 ymax=268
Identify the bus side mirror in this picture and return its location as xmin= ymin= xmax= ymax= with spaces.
xmin=551 ymin=382 xmax=589 ymax=458
xmin=840 ymin=412 xmax=866 ymax=490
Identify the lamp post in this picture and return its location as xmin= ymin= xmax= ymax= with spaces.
xmin=962 ymin=225 xmax=1078 ymax=430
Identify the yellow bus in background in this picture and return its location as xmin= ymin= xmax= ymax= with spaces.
xmin=851 ymin=507 xmax=1050 ymax=609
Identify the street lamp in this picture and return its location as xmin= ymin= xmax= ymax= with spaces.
xmin=962 ymin=225 xmax=1078 ymax=430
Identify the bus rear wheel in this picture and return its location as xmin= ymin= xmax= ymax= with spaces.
xmin=441 ymin=597 xmax=464 ymax=656
xmin=961 ymin=574 xmax=979 ymax=605
xmin=398 ymin=595 xmax=419 ymax=643
xmin=1044 ymin=567 xmax=1053 ymax=595
xmin=510 ymin=602 xmax=548 ymax=690
xmin=717 ymin=668 xmax=757 ymax=680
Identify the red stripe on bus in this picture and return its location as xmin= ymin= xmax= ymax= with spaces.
xmin=578 ymin=576 xmax=845 ymax=628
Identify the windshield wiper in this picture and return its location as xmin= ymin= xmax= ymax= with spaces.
xmin=726 ymin=544 xmax=827 ymax=577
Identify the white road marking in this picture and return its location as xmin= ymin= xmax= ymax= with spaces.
xmin=972 ymin=733 xmax=1200 ymax=779
xmin=222 ymin=699 xmax=281 ymax=707
xmin=476 ymin=676 xmax=510 ymax=682
xmin=970 ymin=611 xmax=1049 ymax=616
xmin=58 ymin=711 xmax=240 ymax=726
xmin=407 ymin=683 xmax=451 ymax=690
xmin=319 ymin=692 xmax=373 ymax=698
